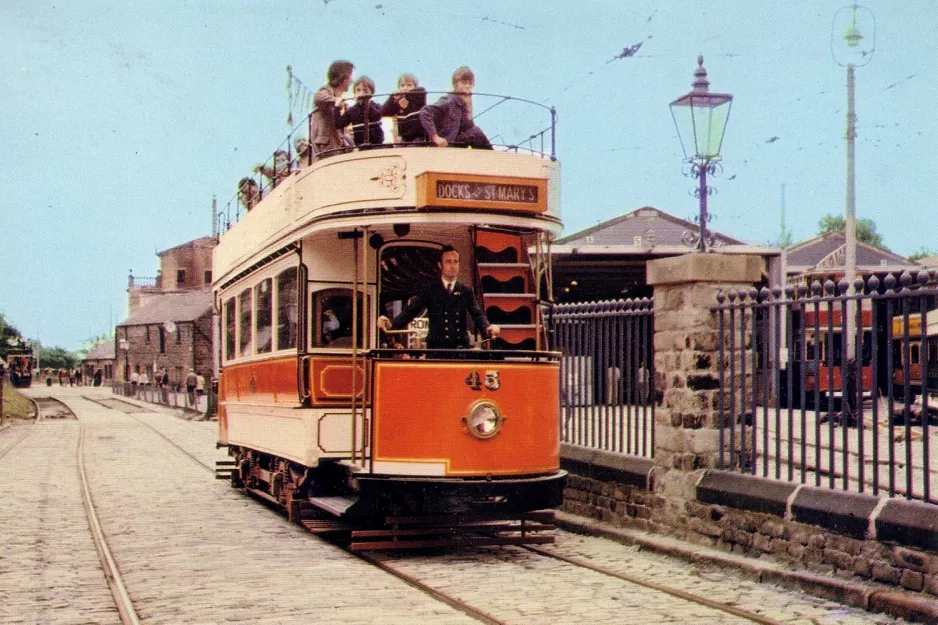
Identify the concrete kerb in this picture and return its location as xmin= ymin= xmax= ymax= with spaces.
xmin=553 ymin=510 xmax=938 ymax=623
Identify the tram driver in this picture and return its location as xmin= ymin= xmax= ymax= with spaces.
xmin=377 ymin=246 xmax=500 ymax=350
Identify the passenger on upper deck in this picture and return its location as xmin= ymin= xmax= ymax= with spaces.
xmin=238 ymin=177 xmax=260 ymax=211
xmin=311 ymin=60 xmax=355 ymax=158
xmin=419 ymin=66 xmax=492 ymax=150
xmin=381 ymin=73 xmax=427 ymax=144
xmin=254 ymin=150 xmax=290 ymax=188
xmin=294 ymin=137 xmax=313 ymax=168
xmin=335 ymin=76 xmax=384 ymax=147
xmin=377 ymin=246 xmax=500 ymax=349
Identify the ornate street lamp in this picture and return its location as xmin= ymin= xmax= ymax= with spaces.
xmin=670 ymin=55 xmax=733 ymax=252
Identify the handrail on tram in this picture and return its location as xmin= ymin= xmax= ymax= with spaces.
xmin=216 ymin=90 xmax=557 ymax=232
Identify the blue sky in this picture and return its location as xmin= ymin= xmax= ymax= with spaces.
xmin=1 ymin=0 xmax=935 ymax=350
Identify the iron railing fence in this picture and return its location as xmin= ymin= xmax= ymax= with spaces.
xmin=110 ymin=381 xmax=216 ymax=420
xmin=714 ymin=272 xmax=938 ymax=504
xmin=551 ymin=298 xmax=655 ymax=457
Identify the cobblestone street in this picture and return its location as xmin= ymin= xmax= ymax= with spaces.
xmin=0 ymin=387 xmax=916 ymax=623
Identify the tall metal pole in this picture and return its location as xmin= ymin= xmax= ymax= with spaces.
xmin=845 ymin=63 xmax=857 ymax=359
xmin=832 ymin=2 xmax=874 ymax=361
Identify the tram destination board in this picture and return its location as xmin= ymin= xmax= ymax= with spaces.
xmin=416 ymin=172 xmax=547 ymax=213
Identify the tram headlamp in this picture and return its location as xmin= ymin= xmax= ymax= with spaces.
xmin=463 ymin=400 xmax=504 ymax=439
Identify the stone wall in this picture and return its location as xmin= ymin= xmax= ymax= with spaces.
xmin=560 ymin=444 xmax=938 ymax=615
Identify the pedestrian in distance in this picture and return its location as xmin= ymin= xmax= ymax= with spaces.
xmin=185 ymin=369 xmax=198 ymax=408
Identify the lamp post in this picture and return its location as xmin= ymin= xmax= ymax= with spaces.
xmin=670 ymin=55 xmax=733 ymax=252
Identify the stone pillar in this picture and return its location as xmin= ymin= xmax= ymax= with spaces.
xmin=646 ymin=253 xmax=762 ymax=498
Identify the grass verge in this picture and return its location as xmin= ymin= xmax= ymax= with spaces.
xmin=1 ymin=380 xmax=35 ymax=422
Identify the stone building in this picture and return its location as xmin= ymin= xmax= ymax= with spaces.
xmin=115 ymin=236 xmax=216 ymax=387
xmin=81 ymin=340 xmax=115 ymax=385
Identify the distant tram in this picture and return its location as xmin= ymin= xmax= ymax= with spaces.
xmin=5 ymin=347 xmax=35 ymax=388
xmin=891 ymin=310 xmax=938 ymax=400
xmin=213 ymin=91 xmax=565 ymax=548
xmin=802 ymin=302 xmax=874 ymax=401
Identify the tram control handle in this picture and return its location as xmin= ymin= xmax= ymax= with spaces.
xmin=376 ymin=324 xmax=496 ymax=351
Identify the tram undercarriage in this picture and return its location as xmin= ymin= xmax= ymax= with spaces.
xmin=219 ymin=445 xmax=565 ymax=550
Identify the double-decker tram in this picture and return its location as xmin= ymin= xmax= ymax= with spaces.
xmin=6 ymin=347 xmax=35 ymax=388
xmin=803 ymin=300 xmax=874 ymax=404
xmin=213 ymin=96 xmax=565 ymax=549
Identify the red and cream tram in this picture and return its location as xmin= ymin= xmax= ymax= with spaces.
xmin=214 ymin=98 xmax=565 ymax=548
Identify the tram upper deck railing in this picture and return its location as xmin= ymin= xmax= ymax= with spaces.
xmin=216 ymin=91 xmax=557 ymax=233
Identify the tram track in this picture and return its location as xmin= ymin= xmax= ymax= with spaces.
xmin=522 ymin=544 xmax=786 ymax=625
xmin=361 ymin=543 xmax=793 ymax=625
xmin=77 ymin=419 xmax=140 ymax=625
xmin=59 ymin=393 xmax=901 ymax=624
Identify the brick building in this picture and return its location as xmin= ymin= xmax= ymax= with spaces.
xmin=116 ymin=236 xmax=216 ymax=387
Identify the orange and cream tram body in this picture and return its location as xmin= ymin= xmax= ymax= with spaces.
xmin=214 ymin=112 xmax=565 ymax=546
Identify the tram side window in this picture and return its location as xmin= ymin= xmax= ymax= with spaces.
xmin=277 ymin=267 xmax=298 ymax=351
xmin=312 ymin=288 xmax=364 ymax=348
xmin=239 ymin=288 xmax=252 ymax=358
xmin=255 ymin=278 xmax=273 ymax=354
xmin=224 ymin=298 xmax=236 ymax=361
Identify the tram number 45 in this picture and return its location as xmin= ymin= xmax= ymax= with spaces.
xmin=464 ymin=370 xmax=500 ymax=391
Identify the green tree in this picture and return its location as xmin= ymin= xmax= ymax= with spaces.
xmin=75 ymin=331 xmax=115 ymax=360
xmin=0 ymin=313 xmax=27 ymax=360
xmin=817 ymin=214 xmax=888 ymax=251
xmin=906 ymin=247 xmax=936 ymax=262
xmin=39 ymin=346 xmax=77 ymax=371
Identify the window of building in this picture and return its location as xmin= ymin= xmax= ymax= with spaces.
xmin=204 ymin=270 xmax=212 ymax=285
xmin=239 ymin=288 xmax=252 ymax=358
xmin=311 ymin=288 xmax=365 ymax=348
xmin=146 ymin=325 xmax=151 ymax=344
xmin=176 ymin=322 xmax=182 ymax=344
xmin=277 ymin=267 xmax=298 ymax=351
xmin=177 ymin=269 xmax=186 ymax=286
xmin=224 ymin=298 xmax=236 ymax=361
xmin=255 ymin=279 xmax=272 ymax=354
xmin=159 ymin=326 xmax=166 ymax=354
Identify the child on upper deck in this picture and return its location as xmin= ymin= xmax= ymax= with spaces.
xmin=335 ymin=76 xmax=384 ymax=147
xmin=419 ymin=66 xmax=492 ymax=150
xmin=380 ymin=73 xmax=427 ymax=143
